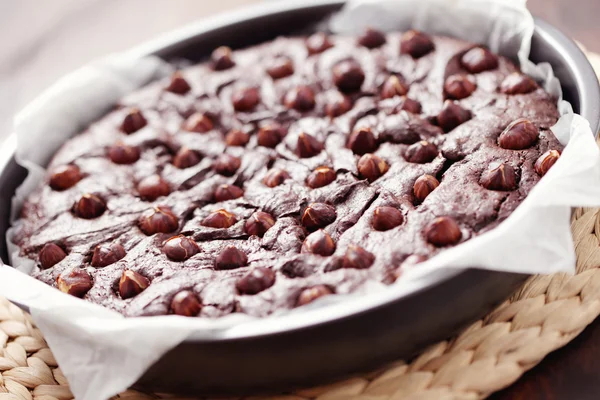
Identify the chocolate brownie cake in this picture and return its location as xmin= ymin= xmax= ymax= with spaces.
xmin=13 ymin=28 xmax=563 ymax=318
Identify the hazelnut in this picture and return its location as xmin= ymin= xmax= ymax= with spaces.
xmin=444 ymin=74 xmax=477 ymax=100
xmin=108 ymin=142 xmax=140 ymax=165
xmin=215 ymin=246 xmax=247 ymax=270
xmin=395 ymin=97 xmax=422 ymax=114
xmin=232 ymin=87 xmax=260 ymax=112
xmin=498 ymin=118 xmax=538 ymax=150
xmin=325 ymin=92 xmax=352 ymax=118
xmin=348 ymin=127 xmax=378 ymax=155
xmin=381 ymin=75 xmax=409 ymax=99
xmin=213 ymin=154 xmax=241 ymax=176
xmin=165 ymin=71 xmax=191 ymax=94
xmin=49 ymin=165 xmax=82 ymax=191
xmin=91 ymin=243 xmax=126 ymax=268
xmin=302 ymin=203 xmax=337 ymax=231
xmin=262 ymin=168 xmax=290 ymax=188
xmin=173 ymin=147 xmax=201 ymax=169
xmin=400 ymin=30 xmax=435 ymax=58
xmin=257 ymin=124 xmax=286 ymax=148
xmin=284 ymin=85 xmax=316 ymax=111
xmin=137 ymin=175 xmax=170 ymax=201
xmin=534 ymin=150 xmax=560 ymax=177
xmin=39 ymin=243 xmax=67 ymax=269
xmin=163 ymin=235 xmax=199 ymax=261
xmin=171 ymin=290 xmax=201 ymax=317
xmin=57 ymin=269 xmax=92 ymax=298
xmin=307 ymin=166 xmax=336 ymax=188
xmin=461 ymin=47 xmax=499 ymax=73
xmin=297 ymin=285 xmax=334 ymax=306
xmin=214 ymin=184 xmax=244 ymax=202
xmin=500 ymin=72 xmax=537 ymax=95
xmin=73 ymin=194 xmax=106 ymax=219
xmin=413 ymin=174 xmax=440 ymax=202
xmin=306 ymin=32 xmax=334 ymax=55
xmin=332 ymin=60 xmax=365 ymax=93
xmin=424 ymin=216 xmax=462 ymax=246
xmin=202 ymin=209 xmax=237 ymax=229
xmin=236 ymin=267 xmax=276 ymax=295
xmin=437 ymin=100 xmax=472 ymax=132
xmin=302 ymin=230 xmax=336 ymax=256
xmin=342 ymin=245 xmax=375 ymax=269
xmin=357 ymin=154 xmax=389 ymax=182
xmin=404 ymin=140 xmax=438 ymax=163
xmin=244 ymin=211 xmax=275 ymax=237
xmin=138 ymin=206 xmax=179 ymax=235
xmin=480 ymin=162 xmax=517 ymax=191
xmin=225 ymin=129 xmax=250 ymax=147
xmin=296 ymin=132 xmax=323 ymax=158
xmin=121 ymin=108 xmax=147 ymax=134
xmin=267 ymin=57 xmax=294 ymax=79
xmin=357 ymin=27 xmax=386 ymax=48
xmin=372 ymin=206 xmax=403 ymax=231
xmin=211 ymin=46 xmax=235 ymax=70
xmin=183 ymin=113 xmax=214 ymax=133
xmin=119 ymin=270 xmax=150 ymax=299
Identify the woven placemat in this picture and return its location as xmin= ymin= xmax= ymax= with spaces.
xmin=1 ymin=54 xmax=599 ymax=400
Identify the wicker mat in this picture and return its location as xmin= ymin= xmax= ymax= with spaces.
xmin=1 ymin=54 xmax=599 ymax=400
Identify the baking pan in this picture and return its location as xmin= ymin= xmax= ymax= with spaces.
xmin=0 ymin=0 xmax=599 ymax=396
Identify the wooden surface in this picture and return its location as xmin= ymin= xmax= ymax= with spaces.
xmin=1 ymin=0 xmax=599 ymax=399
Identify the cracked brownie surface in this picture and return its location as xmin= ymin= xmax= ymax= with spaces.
xmin=13 ymin=29 xmax=562 ymax=318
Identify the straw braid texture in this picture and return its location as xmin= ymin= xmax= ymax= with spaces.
xmin=0 ymin=53 xmax=598 ymax=400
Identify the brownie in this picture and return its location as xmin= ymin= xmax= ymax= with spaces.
xmin=12 ymin=29 xmax=563 ymax=318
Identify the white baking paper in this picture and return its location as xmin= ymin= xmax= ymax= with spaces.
xmin=1 ymin=0 xmax=600 ymax=399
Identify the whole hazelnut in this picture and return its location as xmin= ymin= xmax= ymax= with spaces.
xmin=39 ymin=243 xmax=67 ymax=269
xmin=163 ymin=235 xmax=199 ymax=261
xmin=480 ymin=162 xmax=517 ymax=191
xmin=498 ymin=118 xmax=538 ymax=150
xmin=424 ymin=217 xmax=462 ymax=247
xmin=262 ymin=168 xmax=290 ymax=188
xmin=444 ymin=74 xmax=477 ymax=100
xmin=236 ymin=267 xmax=276 ymax=295
xmin=297 ymin=285 xmax=334 ymax=306
xmin=372 ymin=206 xmax=403 ymax=231
xmin=49 ymin=165 xmax=82 ymax=191
xmin=342 ymin=245 xmax=375 ymax=269
xmin=165 ymin=71 xmax=191 ymax=94
xmin=173 ymin=147 xmax=202 ymax=169
xmin=211 ymin=46 xmax=235 ymax=70
xmin=395 ymin=97 xmax=422 ymax=114
xmin=404 ymin=140 xmax=438 ymax=163
xmin=232 ymin=87 xmax=260 ymax=112
xmin=437 ymin=100 xmax=472 ymax=132
xmin=225 ymin=129 xmax=250 ymax=147
xmin=119 ymin=270 xmax=150 ymax=299
xmin=500 ymin=72 xmax=537 ymax=95
xmin=244 ymin=211 xmax=275 ymax=237
xmin=108 ymin=142 xmax=140 ymax=165
xmin=296 ymin=132 xmax=323 ymax=158
xmin=461 ymin=47 xmax=499 ymax=73
xmin=325 ymin=92 xmax=352 ymax=118
xmin=400 ymin=30 xmax=435 ymax=58
xmin=267 ymin=57 xmax=294 ymax=79
xmin=57 ymin=268 xmax=92 ymax=298
xmin=73 ymin=194 xmax=106 ymax=219
xmin=183 ymin=113 xmax=214 ymax=133
xmin=413 ymin=174 xmax=440 ymax=202
xmin=257 ymin=124 xmax=286 ymax=148
xmin=215 ymin=246 xmax=247 ymax=270
xmin=332 ymin=60 xmax=365 ymax=93
xmin=357 ymin=154 xmax=389 ymax=182
xmin=91 ymin=243 xmax=126 ymax=268
xmin=534 ymin=150 xmax=560 ymax=177
xmin=347 ymin=127 xmax=378 ymax=155
xmin=138 ymin=206 xmax=179 ymax=235
xmin=137 ymin=175 xmax=170 ymax=201
xmin=357 ymin=27 xmax=386 ymax=48
xmin=214 ymin=184 xmax=244 ymax=202
xmin=381 ymin=75 xmax=409 ymax=99
xmin=171 ymin=290 xmax=201 ymax=317
xmin=302 ymin=230 xmax=336 ymax=256
xmin=284 ymin=86 xmax=316 ymax=111
xmin=202 ymin=209 xmax=237 ymax=229
xmin=302 ymin=203 xmax=337 ymax=231
xmin=307 ymin=166 xmax=336 ymax=188
xmin=306 ymin=32 xmax=334 ymax=55
xmin=121 ymin=108 xmax=147 ymax=134
xmin=213 ymin=154 xmax=241 ymax=176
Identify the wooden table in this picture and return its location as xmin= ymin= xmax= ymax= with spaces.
xmin=1 ymin=1 xmax=599 ymax=398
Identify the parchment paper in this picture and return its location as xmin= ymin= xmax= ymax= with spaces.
xmin=1 ymin=0 xmax=600 ymax=399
